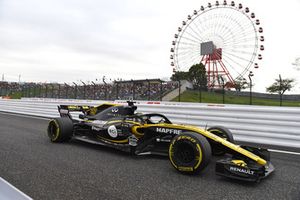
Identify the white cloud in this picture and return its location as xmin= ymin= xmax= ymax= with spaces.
xmin=0 ymin=0 xmax=300 ymax=93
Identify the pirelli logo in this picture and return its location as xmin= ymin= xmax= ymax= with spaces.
xmin=156 ymin=127 xmax=182 ymax=135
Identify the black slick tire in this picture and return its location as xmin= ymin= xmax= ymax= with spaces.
xmin=168 ymin=132 xmax=211 ymax=175
xmin=47 ymin=117 xmax=73 ymax=142
xmin=208 ymin=126 xmax=235 ymax=156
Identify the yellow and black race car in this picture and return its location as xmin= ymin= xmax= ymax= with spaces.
xmin=47 ymin=101 xmax=274 ymax=182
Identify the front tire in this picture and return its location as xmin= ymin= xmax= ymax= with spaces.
xmin=169 ymin=132 xmax=211 ymax=175
xmin=47 ymin=117 xmax=73 ymax=142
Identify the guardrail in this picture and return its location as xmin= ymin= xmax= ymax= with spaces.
xmin=0 ymin=98 xmax=300 ymax=151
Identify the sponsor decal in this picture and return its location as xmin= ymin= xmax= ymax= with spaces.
xmin=91 ymin=120 xmax=106 ymax=131
xmin=111 ymin=108 xmax=119 ymax=113
xmin=92 ymin=126 xmax=101 ymax=131
xmin=177 ymin=135 xmax=196 ymax=143
xmin=108 ymin=125 xmax=118 ymax=138
xmin=91 ymin=120 xmax=106 ymax=126
xmin=178 ymin=166 xmax=193 ymax=172
xmin=229 ymin=166 xmax=254 ymax=175
xmin=156 ymin=138 xmax=171 ymax=142
xmin=128 ymin=135 xmax=138 ymax=146
xmin=156 ymin=127 xmax=182 ymax=135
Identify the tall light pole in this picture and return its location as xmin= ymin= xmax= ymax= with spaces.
xmin=219 ymin=75 xmax=225 ymax=104
xmin=248 ymin=71 xmax=254 ymax=105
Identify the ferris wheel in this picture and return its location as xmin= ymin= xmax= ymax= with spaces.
xmin=170 ymin=1 xmax=264 ymax=88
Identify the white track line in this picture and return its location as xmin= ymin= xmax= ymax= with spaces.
xmin=0 ymin=111 xmax=50 ymax=121
xmin=269 ymin=149 xmax=300 ymax=156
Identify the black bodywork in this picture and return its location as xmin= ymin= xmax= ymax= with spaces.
xmin=58 ymin=102 xmax=175 ymax=155
xmin=51 ymin=101 xmax=274 ymax=182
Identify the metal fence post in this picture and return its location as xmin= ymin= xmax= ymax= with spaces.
xmin=178 ymin=80 xmax=181 ymax=102
xmin=58 ymin=84 xmax=61 ymax=98
xmin=64 ymin=83 xmax=69 ymax=99
xmin=279 ymin=74 xmax=283 ymax=106
xmin=147 ymin=79 xmax=150 ymax=100
xmin=33 ymin=85 xmax=36 ymax=97
xmin=116 ymin=82 xmax=119 ymax=100
xmin=45 ymin=85 xmax=48 ymax=98
xmin=51 ymin=84 xmax=54 ymax=98
xmin=92 ymin=81 xmax=96 ymax=100
xmin=73 ymin=82 xmax=77 ymax=99
xmin=131 ymin=80 xmax=135 ymax=100
xmin=160 ymin=80 xmax=163 ymax=101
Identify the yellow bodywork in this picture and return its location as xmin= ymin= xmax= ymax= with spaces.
xmin=134 ymin=123 xmax=267 ymax=166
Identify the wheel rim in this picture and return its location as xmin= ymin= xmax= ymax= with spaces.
xmin=48 ymin=121 xmax=58 ymax=140
xmin=175 ymin=142 xmax=196 ymax=164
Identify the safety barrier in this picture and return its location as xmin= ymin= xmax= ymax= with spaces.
xmin=0 ymin=98 xmax=300 ymax=150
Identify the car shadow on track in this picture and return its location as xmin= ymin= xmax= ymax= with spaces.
xmin=64 ymin=139 xmax=273 ymax=187
xmin=68 ymin=139 xmax=132 ymax=156
xmin=67 ymin=138 xmax=168 ymax=159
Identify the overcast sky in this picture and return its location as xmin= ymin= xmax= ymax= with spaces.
xmin=1 ymin=0 xmax=300 ymax=93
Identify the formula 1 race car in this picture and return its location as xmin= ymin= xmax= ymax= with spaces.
xmin=47 ymin=101 xmax=274 ymax=182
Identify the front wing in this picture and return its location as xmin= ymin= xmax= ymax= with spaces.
xmin=216 ymin=158 xmax=274 ymax=182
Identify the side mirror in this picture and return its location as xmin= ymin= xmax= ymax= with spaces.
xmin=79 ymin=114 xmax=86 ymax=119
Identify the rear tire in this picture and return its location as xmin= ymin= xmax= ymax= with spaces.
xmin=208 ymin=126 xmax=235 ymax=156
xmin=47 ymin=117 xmax=73 ymax=142
xmin=169 ymin=132 xmax=211 ymax=175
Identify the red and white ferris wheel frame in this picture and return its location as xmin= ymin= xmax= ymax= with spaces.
xmin=170 ymin=1 xmax=264 ymax=88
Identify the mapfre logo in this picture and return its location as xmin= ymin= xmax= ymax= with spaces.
xmin=156 ymin=127 xmax=182 ymax=135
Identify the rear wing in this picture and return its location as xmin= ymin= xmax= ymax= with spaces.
xmin=58 ymin=105 xmax=92 ymax=118
xmin=57 ymin=103 xmax=119 ymax=118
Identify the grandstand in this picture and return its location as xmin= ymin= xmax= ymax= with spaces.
xmin=0 ymin=79 xmax=179 ymax=101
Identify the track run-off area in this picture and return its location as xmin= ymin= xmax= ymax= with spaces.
xmin=0 ymin=112 xmax=300 ymax=200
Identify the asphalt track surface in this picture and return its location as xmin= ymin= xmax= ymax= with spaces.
xmin=0 ymin=112 xmax=300 ymax=200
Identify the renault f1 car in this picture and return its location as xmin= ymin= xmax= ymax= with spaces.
xmin=47 ymin=101 xmax=274 ymax=182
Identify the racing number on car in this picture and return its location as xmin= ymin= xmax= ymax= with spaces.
xmin=108 ymin=125 xmax=118 ymax=138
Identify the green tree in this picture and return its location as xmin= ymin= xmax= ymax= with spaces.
xmin=234 ymin=77 xmax=249 ymax=91
xmin=170 ymin=71 xmax=189 ymax=81
xmin=266 ymin=77 xmax=295 ymax=95
xmin=188 ymin=63 xmax=207 ymax=90
xmin=267 ymin=76 xmax=295 ymax=106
